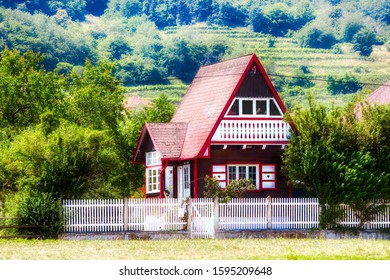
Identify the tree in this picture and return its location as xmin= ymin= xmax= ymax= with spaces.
xmin=327 ymin=74 xmax=362 ymax=95
xmin=209 ymin=1 xmax=247 ymax=27
xmin=108 ymin=37 xmax=133 ymax=60
xmin=352 ymin=28 xmax=377 ymax=56
xmin=0 ymin=123 xmax=123 ymax=199
xmin=282 ymin=97 xmax=390 ymax=227
xmin=297 ymin=25 xmax=337 ymax=49
xmin=66 ymin=60 xmax=125 ymax=132
xmin=0 ymin=48 xmax=65 ymax=131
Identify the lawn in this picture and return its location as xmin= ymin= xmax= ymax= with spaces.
xmin=1 ymin=238 xmax=389 ymax=260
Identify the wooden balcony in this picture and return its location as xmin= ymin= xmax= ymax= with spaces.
xmin=211 ymin=119 xmax=291 ymax=143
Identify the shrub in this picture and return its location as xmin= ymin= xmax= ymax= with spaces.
xmin=327 ymin=74 xmax=362 ymax=94
xmin=6 ymin=189 xmax=63 ymax=239
xmin=203 ymin=175 xmax=255 ymax=203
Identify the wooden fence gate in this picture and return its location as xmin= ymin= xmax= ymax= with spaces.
xmin=190 ymin=198 xmax=215 ymax=239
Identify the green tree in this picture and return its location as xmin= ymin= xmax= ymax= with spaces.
xmin=282 ymin=97 xmax=390 ymax=227
xmin=66 ymin=60 xmax=125 ymax=132
xmin=352 ymin=28 xmax=377 ymax=56
xmin=0 ymin=48 xmax=65 ymax=131
xmin=327 ymin=74 xmax=362 ymax=95
xmin=297 ymin=25 xmax=337 ymax=49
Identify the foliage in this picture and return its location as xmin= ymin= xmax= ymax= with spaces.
xmin=203 ymin=175 xmax=255 ymax=203
xmin=297 ymin=24 xmax=337 ymax=49
xmin=352 ymin=28 xmax=378 ymax=57
xmin=319 ymin=204 xmax=345 ymax=229
xmin=5 ymin=188 xmax=63 ymax=239
xmin=0 ymin=123 xmax=123 ymax=199
xmin=327 ymin=74 xmax=362 ymax=94
xmin=249 ymin=3 xmax=295 ymax=36
xmin=0 ymin=48 xmax=65 ymax=131
xmin=282 ymin=96 xmax=390 ymax=226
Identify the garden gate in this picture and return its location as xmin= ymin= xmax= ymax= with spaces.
xmin=190 ymin=198 xmax=215 ymax=238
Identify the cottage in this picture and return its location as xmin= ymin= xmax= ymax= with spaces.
xmin=132 ymin=54 xmax=294 ymax=198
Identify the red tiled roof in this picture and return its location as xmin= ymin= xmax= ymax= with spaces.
xmin=356 ymin=81 xmax=390 ymax=118
xmin=146 ymin=122 xmax=188 ymax=159
xmin=124 ymin=96 xmax=152 ymax=110
xmin=171 ymin=54 xmax=254 ymax=159
xmin=365 ymin=81 xmax=390 ymax=106
xmin=132 ymin=53 xmax=286 ymax=162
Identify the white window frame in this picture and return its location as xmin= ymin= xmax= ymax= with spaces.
xmin=146 ymin=167 xmax=161 ymax=194
xmin=227 ymin=164 xmax=260 ymax=190
xmin=226 ymin=98 xmax=283 ymax=117
xmin=146 ymin=151 xmax=161 ymax=167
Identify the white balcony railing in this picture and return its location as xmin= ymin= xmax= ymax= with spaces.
xmin=211 ymin=119 xmax=291 ymax=142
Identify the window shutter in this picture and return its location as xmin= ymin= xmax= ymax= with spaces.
xmin=211 ymin=165 xmax=226 ymax=188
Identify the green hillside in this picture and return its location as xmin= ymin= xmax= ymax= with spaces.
xmin=1 ymin=0 xmax=390 ymax=108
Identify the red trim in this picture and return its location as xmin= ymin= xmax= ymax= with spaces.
xmin=210 ymin=141 xmax=289 ymax=145
xmin=260 ymin=164 xmax=277 ymax=191
xmin=194 ymin=158 xmax=198 ymax=198
xmin=223 ymin=117 xmax=284 ymax=121
xmin=199 ymin=53 xmax=294 ymax=158
xmin=253 ymin=55 xmax=287 ymax=114
xmin=199 ymin=55 xmax=256 ymax=158
xmin=131 ymin=123 xmax=148 ymax=164
xmin=159 ymin=160 xmax=168 ymax=198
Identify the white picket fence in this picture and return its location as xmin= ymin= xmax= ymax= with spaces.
xmin=62 ymin=197 xmax=390 ymax=238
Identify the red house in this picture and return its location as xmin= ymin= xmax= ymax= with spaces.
xmin=132 ymin=54 xmax=294 ymax=198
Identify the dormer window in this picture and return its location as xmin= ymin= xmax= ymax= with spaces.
xmin=227 ymin=98 xmax=282 ymax=117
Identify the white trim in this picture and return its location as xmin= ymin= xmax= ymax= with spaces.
xmin=227 ymin=164 xmax=260 ymax=190
xmin=226 ymin=97 xmax=283 ymax=118
xmin=146 ymin=167 xmax=161 ymax=194
xmin=146 ymin=151 xmax=161 ymax=167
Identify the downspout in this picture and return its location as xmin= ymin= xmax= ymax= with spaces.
xmin=160 ymin=160 xmax=168 ymax=198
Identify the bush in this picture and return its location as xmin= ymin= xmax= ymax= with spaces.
xmin=203 ymin=175 xmax=255 ymax=203
xmin=298 ymin=25 xmax=337 ymax=49
xmin=327 ymin=74 xmax=362 ymax=94
xmin=6 ymin=189 xmax=63 ymax=239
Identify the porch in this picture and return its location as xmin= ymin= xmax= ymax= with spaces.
xmin=211 ymin=119 xmax=291 ymax=143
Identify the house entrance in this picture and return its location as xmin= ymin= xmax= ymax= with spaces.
xmin=178 ymin=164 xmax=191 ymax=198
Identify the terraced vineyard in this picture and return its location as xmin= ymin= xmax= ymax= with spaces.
xmin=126 ymin=24 xmax=390 ymax=109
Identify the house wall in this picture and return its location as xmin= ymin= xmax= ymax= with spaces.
xmin=196 ymin=145 xmax=291 ymax=198
xmin=235 ymin=64 xmax=274 ymax=98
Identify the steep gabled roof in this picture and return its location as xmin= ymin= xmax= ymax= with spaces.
xmin=171 ymin=53 xmax=286 ymax=159
xmin=132 ymin=53 xmax=287 ymax=162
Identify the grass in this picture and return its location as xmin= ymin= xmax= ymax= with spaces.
xmin=1 ymin=238 xmax=389 ymax=260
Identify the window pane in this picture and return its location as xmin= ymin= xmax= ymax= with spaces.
xmin=242 ymin=100 xmax=253 ymax=115
xmin=238 ymin=166 xmax=246 ymax=179
xmin=228 ymin=166 xmax=236 ymax=183
xmin=270 ymin=99 xmax=282 ymax=116
xmin=248 ymin=166 xmax=257 ymax=185
xmin=228 ymin=99 xmax=239 ymax=115
xmin=256 ymin=100 xmax=267 ymax=115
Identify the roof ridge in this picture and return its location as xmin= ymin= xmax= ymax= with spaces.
xmin=199 ymin=53 xmax=254 ymax=69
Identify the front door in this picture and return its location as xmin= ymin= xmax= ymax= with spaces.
xmin=178 ymin=164 xmax=191 ymax=198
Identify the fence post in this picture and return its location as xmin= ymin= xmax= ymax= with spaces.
xmin=214 ymin=197 xmax=219 ymax=233
xmin=186 ymin=198 xmax=192 ymax=233
xmin=123 ymin=197 xmax=129 ymax=232
xmin=267 ymin=196 xmax=272 ymax=229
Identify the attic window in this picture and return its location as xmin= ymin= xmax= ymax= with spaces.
xmin=146 ymin=151 xmax=161 ymax=166
xmin=227 ymin=98 xmax=282 ymax=117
